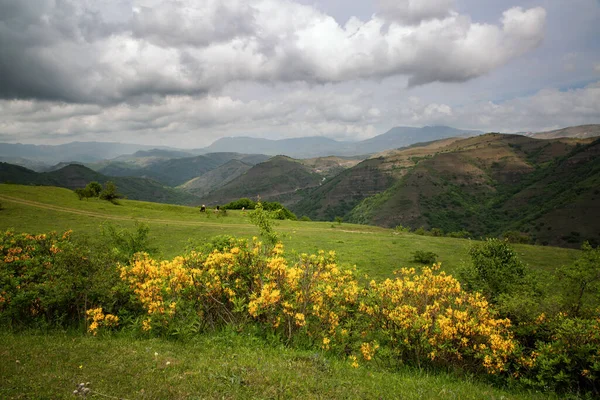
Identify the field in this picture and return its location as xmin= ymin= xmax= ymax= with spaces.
xmin=0 ymin=184 xmax=580 ymax=279
xmin=0 ymin=184 xmax=590 ymax=399
xmin=1 ymin=331 xmax=556 ymax=400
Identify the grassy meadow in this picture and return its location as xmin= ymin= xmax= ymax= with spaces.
xmin=0 ymin=184 xmax=580 ymax=279
xmin=0 ymin=183 xmax=593 ymax=399
xmin=1 ymin=331 xmax=553 ymax=400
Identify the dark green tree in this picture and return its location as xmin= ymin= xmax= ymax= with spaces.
xmin=85 ymin=181 xmax=103 ymax=197
xmin=99 ymin=181 xmax=122 ymax=204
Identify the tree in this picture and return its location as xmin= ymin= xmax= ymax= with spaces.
xmin=99 ymin=181 xmax=122 ymax=204
xmin=86 ymin=181 xmax=103 ymax=197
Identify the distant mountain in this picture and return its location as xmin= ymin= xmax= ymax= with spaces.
xmin=0 ymin=156 xmax=50 ymax=171
xmin=179 ymin=159 xmax=253 ymax=197
xmin=0 ymin=142 xmax=178 ymax=165
xmin=202 ymin=152 xmax=271 ymax=166
xmin=356 ymin=126 xmax=482 ymax=154
xmin=97 ymin=155 xmax=221 ymax=187
xmin=202 ymin=136 xmax=354 ymax=158
xmin=0 ymin=163 xmax=200 ymax=205
xmin=199 ymin=156 xmax=323 ymax=206
xmin=201 ymin=126 xmax=482 ymax=158
xmin=95 ymin=152 xmax=270 ymax=187
xmin=531 ymin=124 xmax=600 ymax=139
xmin=108 ymin=149 xmax=195 ymax=167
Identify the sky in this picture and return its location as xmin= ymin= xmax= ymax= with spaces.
xmin=0 ymin=0 xmax=599 ymax=147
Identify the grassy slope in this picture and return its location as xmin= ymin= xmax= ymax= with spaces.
xmin=0 ymin=331 xmax=549 ymax=400
xmin=0 ymin=184 xmax=579 ymax=279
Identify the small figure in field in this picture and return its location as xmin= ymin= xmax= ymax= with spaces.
xmin=242 ymin=206 xmax=245 ymax=215
xmin=200 ymin=204 xmax=206 ymax=212
xmin=214 ymin=205 xmax=220 ymax=214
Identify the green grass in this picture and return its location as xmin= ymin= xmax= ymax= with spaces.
xmin=0 ymin=184 xmax=587 ymax=399
xmin=0 ymin=331 xmax=551 ymax=400
xmin=0 ymin=184 xmax=579 ymax=279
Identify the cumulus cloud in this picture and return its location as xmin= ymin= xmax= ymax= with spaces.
xmin=376 ymin=0 xmax=455 ymax=24
xmin=0 ymin=0 xmax=546 ymax=104
xmin=0 ymin=86 xmax=381 ymax=145
xmin=394 ymin=81 xmax=600 ymax=132
xmin=2 ymin=81 xmax=598 ymax=147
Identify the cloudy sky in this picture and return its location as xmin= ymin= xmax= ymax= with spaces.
xmin=0 ymin=0 xmax=599 ymax=147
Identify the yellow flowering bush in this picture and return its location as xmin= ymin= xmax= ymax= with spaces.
xmin=359 ymin=264 xmax=517 ymax=374
xmin=120 ymin=237 xmax=272 ymax=334
xmin=247 ymin=245 xmax=360 ymax=349
xmin=0 ymin=230 xmax=72 ymax=323
xmin=86 ymin=307 xmax=119 ymax=335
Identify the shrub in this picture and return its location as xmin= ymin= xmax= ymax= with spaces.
xmin=519 ymin=315 xmax=600 ymax=393
xmin=101 ymin=222 xmax=157 ymax=263
xmin=557 ymin=242 xmax=600 ymax=318
xmin=460 ymin=239 xmax=526 ymax=303
xmin=334 ymin=216 xmax=343 ymax=225
xmin=394 ymin=225 xmax=411 ymax=233
xmin=270 ymin=208 xmax=297 ymax=221
xmin=414 ymin=226 xmax=427 ymax=236
xmin=412 ymin=250 xmax=438 ymax=264
xmin=249 ymin=202 xmax=279 ymax=245
xmin=359 ymin=265 xmax=517 ymax=373
xmin=300 ymin=216 xmax=311 ymax=222
xmin=447 ymin=230 xmax=471 ymax=239
xmin=222 ymin=198 xmax=256 ymax=210
xmin=429 ymin=228 xmax=444 ymax=237
xmin=0 ymin=230 xmax=133 ymax=328
xmin=502 ymin=231 xmax=530 ymax=244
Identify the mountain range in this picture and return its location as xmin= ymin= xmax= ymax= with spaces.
xmin=200 ymin=126 xmax=483 ymax=158
xmin=2 ymin=124 xmax=599 ymax=248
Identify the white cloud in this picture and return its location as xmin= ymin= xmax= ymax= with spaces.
xmin=0 ymin=0 xmax=546 ymax=103
xmin=376 ymin=0 xmax=455 ymax=24
xmin=394 ymin=81 xmax=600 ymax=132
xmin=3 ymin=81 xmax=598 ymax=147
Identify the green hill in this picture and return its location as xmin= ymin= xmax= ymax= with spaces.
xmin=0 ymin=163 xmax=200 ymax=205
xmin=347 ymin=134 xmax=600 ymax=247
xmin=97 ymin=155 xmax=221 ymax=186
xmin=199 ymin=156 xmax=323 ymax=206
xmin=292 ymin=138 xmax=461 ymax=221
xmin=179 ymin=159 xmax=253 ymax=197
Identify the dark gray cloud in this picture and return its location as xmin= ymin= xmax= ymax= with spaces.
xmin=0 ymin=0 xmax=546 ymax=105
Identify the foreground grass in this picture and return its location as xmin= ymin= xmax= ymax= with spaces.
xmin=0 ymin=184 xmax=580 ymax=278
xmin=1 ymin=331 xmax=550 ymax=400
